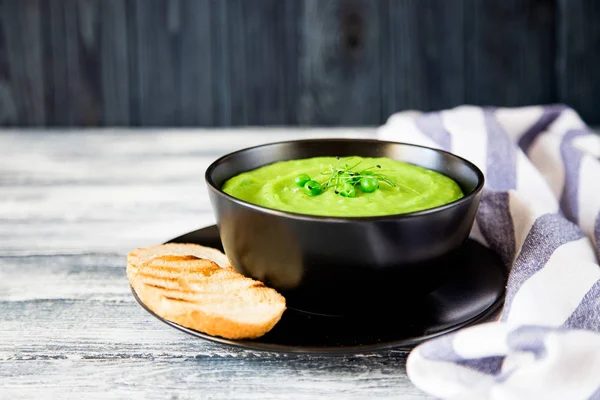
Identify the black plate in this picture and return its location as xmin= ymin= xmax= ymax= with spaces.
xmin=131 ymin=225 xmax=506 ymax=355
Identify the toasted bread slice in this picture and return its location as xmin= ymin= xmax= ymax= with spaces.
xmin=128 ymin=243 xmax=232 ymax=270
xmin=127 ymin=254 xmax=286 ymax=339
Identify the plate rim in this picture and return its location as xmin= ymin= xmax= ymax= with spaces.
xmin=130 ymin=284 xmax=504 ymax=356
xmin=128 ymin=225 xmax=507 ymax=356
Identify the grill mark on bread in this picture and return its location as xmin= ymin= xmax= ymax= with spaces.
xmin=142 ymin=284 xmax=219 ymax=299
xmin=163 ymin=296 xmax=198 ymax=304
xmin=137 ymin=272 xmax=221 ymax=282
xmin=136 ymin=268 xmax=259 ymax=291
xmin=127 ymin=243 xmax=286 ymax=339
xmin=137 ymin=272 xmax=230 ymax=285
xmin=139 ymin=265 xmax=205 ymax=273
xmin=141 ymin=277 xmax=270 ymax=302
xmin=144 ymin=283 xmax=171 ymax=291
xmin=141 ymin=260 xmax=221 ymax=273
xmin=134 ymin=268 xmax=220 ymax=281
xmin=138 ymin=274 xmax=179 ymax=282
xmin=149 ymin=255 xmax=202 ymax=262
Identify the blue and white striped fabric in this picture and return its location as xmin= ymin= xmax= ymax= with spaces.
xmin=377 ymin=105 xmax=600 ymax=400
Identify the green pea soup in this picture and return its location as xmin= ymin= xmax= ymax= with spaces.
xmin=221 ymin=156 xmax=464 ymax=217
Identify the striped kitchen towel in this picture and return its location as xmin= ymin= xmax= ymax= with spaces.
xmin=377 ymin=105 xmax=600 ymax=400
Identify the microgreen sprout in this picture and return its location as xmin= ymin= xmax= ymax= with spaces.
xmin=292 ymin=157 xmax=422 ymax=198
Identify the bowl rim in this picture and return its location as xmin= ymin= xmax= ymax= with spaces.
xmin=204 ymin=138 xmax=485 ymax=222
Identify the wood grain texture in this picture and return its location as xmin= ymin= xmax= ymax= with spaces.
xmin=0 ymin=128 xmax=438 ymax=398
xmin=556 ymin=0 xmax=600 ymax=124
xmin=179 ymin=0 xmax=213 ymax=126
xmin=0 ymin=0 xmax=45 ymax=125
xmin=463 ymin=0 xmax=556 ymax=107
xmin=215 ymin=0 xmax=299 ymax=125
xmin=132 ymin=0 xmax=181 ymax=126
xmin=299 ymin=0 xmax=381 ymax=125
xmin=3 ymin=0 xmax=600 ymax=126
xmin=238 ymin=0 xmax=297 ymax=125
xmin=381 ymin=0 xmax=465 ymax=116
xmin=0 ymin=254 xmax=420 ymax=399
xmin=0 ymin=128 xmax=374 ymax=253
xmin=99 ymin=0 xmax=131 ymax=126
xmin=0 ymin=3 xmax=17 ymax=125
xmin=44 ymin=0 xmax=104 ymax=125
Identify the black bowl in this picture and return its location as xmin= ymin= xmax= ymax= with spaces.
xmin=205 ymin=139 xmax=484 ymax=316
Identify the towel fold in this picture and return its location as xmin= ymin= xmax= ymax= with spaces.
xmin=377 ymin=105 xmax=600 ymax=400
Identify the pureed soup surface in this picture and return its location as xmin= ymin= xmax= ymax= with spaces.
xmin=221 ymin=156 xmax=464 ymax=217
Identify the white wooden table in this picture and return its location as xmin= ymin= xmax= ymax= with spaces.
xmin=0 ymin=128 xmax=436 ymax=399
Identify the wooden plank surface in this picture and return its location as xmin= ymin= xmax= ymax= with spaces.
xmin=381 ymin=0 xmax=465 ymax=116
xmin=0 ymin=0 xmax=45 ymax=126
xmin=218 ymin=0 xmax=296 ymax=126
xmin=1 ymin=0 xmax=600 ymax=127
xmin=556 ymin=0 xmax=600 ymax=124
xmin=0 ymin=254 xmax=419 ymax=399
xmin=132 ymin=0 xmax=181 ymax=126
xmin=179 ymin=0 xmax=213 ymax=126
xmin=44 ymin=0 xmax=105 ymax=126
xmin=0 ymin=3 xmax=17 ymax=124
xmin=463 ymin=0 xmax=556 ymax=107
xmin=299 ymin=0 xmax=381 ymax=125
xmin=0 ymin=128 xmax=436 ymax=399
xmin=99 ymin=0 xmax=131 ymax=126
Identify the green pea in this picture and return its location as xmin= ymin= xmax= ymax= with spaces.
xmin=303 ymin=180 xmax=322 ymax=196
xmin=294 ymin=174 xmax=311 ymax=187
xmin=360 ymin=176 xmax=379 ymax=193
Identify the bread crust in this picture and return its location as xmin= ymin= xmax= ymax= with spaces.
xmin=127 ymin=245 xmax=286 ymax=339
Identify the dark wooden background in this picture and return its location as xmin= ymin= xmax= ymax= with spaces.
xmin=1 ymin=0 xmax=599 ymax=127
